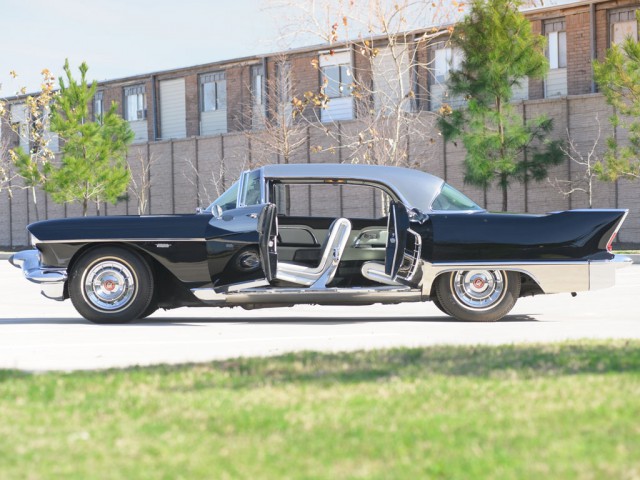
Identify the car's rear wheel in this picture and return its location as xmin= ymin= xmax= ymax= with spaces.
xmin=435 ymin=270 xmax=520 ymax=322
xmin=69 ymin=247 xmax=154 ymax=324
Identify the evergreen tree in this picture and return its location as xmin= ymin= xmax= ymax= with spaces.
xmin=438 ymin=0 xmax=563 ymax=211
xmin=593 ymin=10 xmax=640 ymax=181
xmin=49 ymin=60 xmax=133 ymax=216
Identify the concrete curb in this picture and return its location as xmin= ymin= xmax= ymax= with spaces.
xmin=0 ymin=252 xmax=13 ymax=261
xmin=628 ymin=254 xmax=640 ymax=264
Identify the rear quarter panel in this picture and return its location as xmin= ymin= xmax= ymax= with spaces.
xmin=424 ymin=210 xmax=627 ymax=262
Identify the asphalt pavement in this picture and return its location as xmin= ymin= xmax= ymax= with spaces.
xmin=1 ymin=259 xmax=639 ymax=372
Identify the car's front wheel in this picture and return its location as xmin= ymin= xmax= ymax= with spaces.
xmin=435 ymin=270 xmax=520 ymax=322
xmin=69 ymin=247 xmax=154 ymax=324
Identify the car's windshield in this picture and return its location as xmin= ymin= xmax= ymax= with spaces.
xmin=431 ymin=183 xmax=483 ymax=211
xmin=206 ymin=181 xmax=239 ymax=213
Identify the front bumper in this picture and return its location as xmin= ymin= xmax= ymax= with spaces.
xmin=9 ymin=249 xmax=68 ymax=301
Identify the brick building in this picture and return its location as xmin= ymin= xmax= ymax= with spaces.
xmin=1 ymin=0 xmax=639 ymax=247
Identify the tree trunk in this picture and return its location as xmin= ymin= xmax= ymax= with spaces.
xmin=82 ymin=198 xmax=88 ymax=217
xmin=501 ymin=174 xmax=508 ymax=212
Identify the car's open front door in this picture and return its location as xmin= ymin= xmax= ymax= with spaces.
xmin=258 ymin=203 xmax=278 ymax=281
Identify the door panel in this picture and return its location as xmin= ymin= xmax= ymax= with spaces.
xmin=385 ymin=202 xmax=409 ymax=277
xmin=258 ymin=204 xmax=278 ymax=281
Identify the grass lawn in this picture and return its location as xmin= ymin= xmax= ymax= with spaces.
xmin=1 ymin=341 xmax=639 ymax=479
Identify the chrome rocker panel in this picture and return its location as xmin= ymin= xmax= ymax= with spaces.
xmin=192 ymin=284 xmax=423 ymax=306
xmin=9 ymin=249 xmax=67 ymax=301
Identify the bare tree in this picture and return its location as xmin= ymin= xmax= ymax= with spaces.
xmin=549 ymin=116 xmax=603 ymax=209
xmin=1 ymin=69 xmax=58 ymax=220
xmin=181 ymin=156 xmax=245 ymax=208
xmin=127 ymin=150 xmax=159 ymax=215
xmin=275 ymin=0 xmax=456 ymax=170
xmin=0 ymin=136 xmax=15 ymax=197
xmin=243 ymin=55 xmax=311 ymax=168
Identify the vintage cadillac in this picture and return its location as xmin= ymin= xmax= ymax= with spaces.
xmin=10 ymin=163 xmax=631 ymax=323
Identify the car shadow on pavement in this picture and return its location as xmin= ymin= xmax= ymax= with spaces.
xmin=0 ymin=314 xmax=538 ymax=326
xmin=125 ymin=313 xmax=539 ymax=325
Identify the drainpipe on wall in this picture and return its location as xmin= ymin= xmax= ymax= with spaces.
xmin=590 ymin=2 xmax=597 ymax=93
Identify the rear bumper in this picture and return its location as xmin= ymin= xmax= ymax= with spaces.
xmin=9 ymin=249 xmax=67 ymax=301
xmin=589 ymin=254 xmax=633 ymax=290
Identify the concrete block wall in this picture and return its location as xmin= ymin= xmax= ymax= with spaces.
xmin=2 ymin=94 xmax=640 ymax=248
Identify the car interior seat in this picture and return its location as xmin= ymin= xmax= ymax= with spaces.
xmin=275 ymin=218 xmax=352 ymax=289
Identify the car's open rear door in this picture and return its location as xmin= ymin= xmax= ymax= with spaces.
xmin=258 ymin=203 xmax=278 ymax=281
xmin=385 ymin=202 xmax=422 ymax=283
xmin=385 ymin=201 xmax=409 ymax=278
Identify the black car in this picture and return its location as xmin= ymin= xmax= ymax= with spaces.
xmin=10 ymin=163 xmax=631 ymax=323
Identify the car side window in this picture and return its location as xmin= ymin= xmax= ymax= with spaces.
xmin=241 ymin=170 xmax=263 ymax=206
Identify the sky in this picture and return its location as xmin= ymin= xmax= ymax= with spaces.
xmin=0 ymin=0 xmax=291 ymax=95
xmin=0 ymin=0 xmax=579 ymax=96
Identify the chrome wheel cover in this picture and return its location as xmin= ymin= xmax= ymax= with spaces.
xmin=82 ymin=259 xmax=137 ymax=312
xmin=452 ymin=270 xmax=506 ymax=311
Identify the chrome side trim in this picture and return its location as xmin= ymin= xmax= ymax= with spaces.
xmin=9 ymin=249 xmax=67 ymax=301
xmin=31 ymin=238 xmax=206 ymax=244
xmin=419 ymin=258 xmax=629 ymax=295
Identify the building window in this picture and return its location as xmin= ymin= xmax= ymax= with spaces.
xmin=545 ymin=19 xmax=567 ymax=69
xmin=319 ymin=50 xmax=353 ymax=122
xmin=321 ymin=62 xmax=352 ymax=98
xmin=200 ymin=72 xmax=226 ymax=112
xmin=124 ymin=85 xmax=146 ymax=121
xmin=93 ymin=91 xmax=103 ymax=121
xmin=251 ymin=64 xmax=264 ymax=106
xmin=434 ymin=47 xmax=462 ymax=83
xmin=610 ymin=8 xmax=638 ymax=45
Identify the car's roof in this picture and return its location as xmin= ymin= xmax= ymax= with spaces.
xmin=260 ymin=163 xmax=444 ymax=212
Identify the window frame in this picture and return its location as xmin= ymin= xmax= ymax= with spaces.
xmin=544 ymin=19 xmax=567 ymax=70
xmin=251 ymin=64 xmax=264 ymax=107
xmin=123 ymin=85 xmax=146 ymax=122
xmin=200 ymin=72 xmax=227 ymax=113
xmin=609 ymin=7 xmax=639 ymax=46
xmin=434 ymin=46 xmax=462 ymax=83
xmin=93 ymin=91 xmax=104 ymax=122
xmin=321 ymin=63 xmax=352 ymax=99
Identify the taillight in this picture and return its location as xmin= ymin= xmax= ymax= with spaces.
xmin=605 ymin=210 xmax=628 ymax=253
xmin=606 ymin=232 xmax=617 ymax=253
